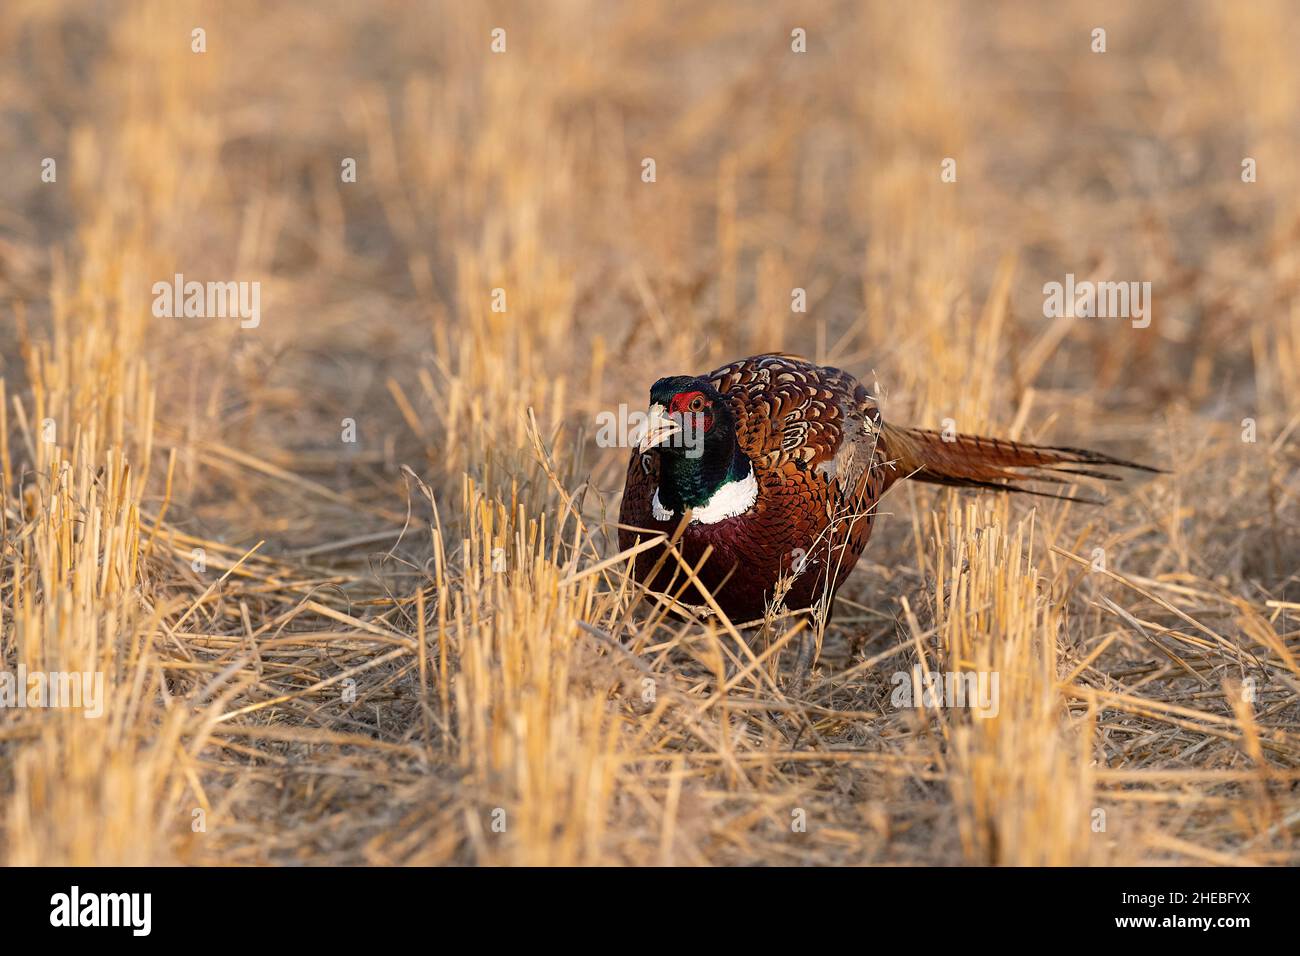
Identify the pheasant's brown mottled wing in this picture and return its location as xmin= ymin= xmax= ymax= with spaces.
xmin=705 ymin=353 xmax=886 ymax=583
xmin=706 ymin=352 xmax=882 ymax=487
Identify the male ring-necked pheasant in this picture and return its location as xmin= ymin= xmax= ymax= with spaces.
xmin=618 ymin=352 xmax=1156 ymax=624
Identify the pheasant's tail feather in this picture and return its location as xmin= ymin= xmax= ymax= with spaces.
xmin=880 ymin=423 xmax=1162 ymax=504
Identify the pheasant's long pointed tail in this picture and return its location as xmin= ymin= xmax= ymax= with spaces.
xmin=879 ymin=423 xmax=1162 ymax=503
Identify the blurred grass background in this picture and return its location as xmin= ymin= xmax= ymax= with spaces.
xmin=0 ymin=0 xmax=1297 ymax=865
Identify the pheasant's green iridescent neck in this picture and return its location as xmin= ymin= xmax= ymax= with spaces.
xmin=656 ymin=439 xmax=750 ymax=511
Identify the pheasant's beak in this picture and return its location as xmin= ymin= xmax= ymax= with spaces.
xmin=638 ymin=403 xmax=680 ymax=452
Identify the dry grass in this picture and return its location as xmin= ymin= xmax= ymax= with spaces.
xmin=1 ymin=0 xmax=1298 ymax=865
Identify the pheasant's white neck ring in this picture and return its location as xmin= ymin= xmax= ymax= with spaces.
xmin=653 ymin=466 xmax=758 ymax=524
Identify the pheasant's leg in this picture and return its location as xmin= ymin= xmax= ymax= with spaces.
xmin=791 ymin=598 xmax=832 ymax=694
xmin=792 ymin=634 xmax=815 ymax=695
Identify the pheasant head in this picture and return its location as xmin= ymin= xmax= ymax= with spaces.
xmin=639 ymin=376 xmax=752 ymax=514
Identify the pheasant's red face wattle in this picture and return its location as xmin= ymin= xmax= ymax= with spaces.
xmin=666 ymin=390 xmax=714 ymax=433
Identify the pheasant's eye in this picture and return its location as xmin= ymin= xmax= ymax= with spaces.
xmin=688 ymin=396 xmax=706 ymax=413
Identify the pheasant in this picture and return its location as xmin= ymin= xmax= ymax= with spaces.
xmin=618 ymin=352 xmax=1157 ymax=625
